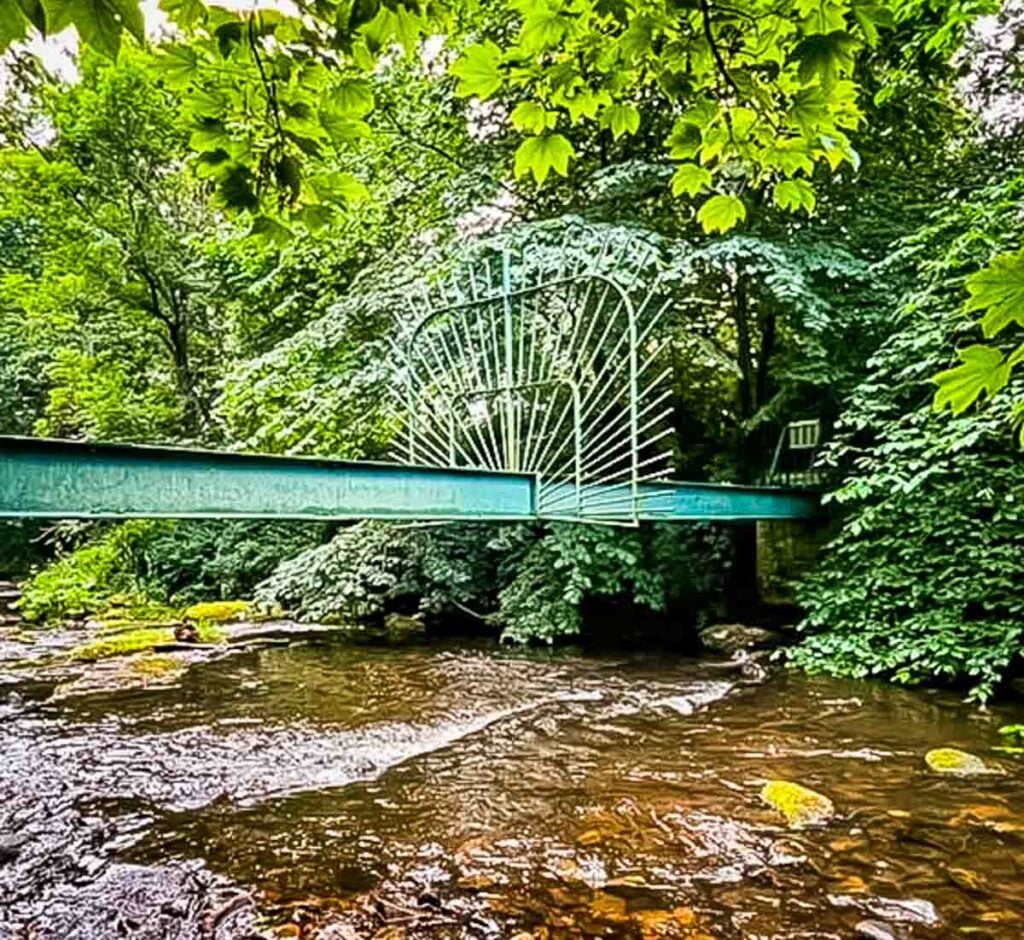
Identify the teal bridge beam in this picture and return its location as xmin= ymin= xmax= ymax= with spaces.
xmin=0 ymin=437 xmax=818 ymax=523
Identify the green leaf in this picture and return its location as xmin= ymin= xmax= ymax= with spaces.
xmin=773 ymin=178 xmax=817 ymax=214
xmin=666 ymin=123 xmax=701 ymax=161
xmin=793 ymin=31 xmax=857 ymax=90
xmin=964 ymin=251 xmax=1024 ymax=338
xmin=294 ymin=204 xmax=334 ymax=230
xmin=274 ymin=155 xmax=302 ymax=203
xmin=249 ymin=214 xmax=293 ymax=246
xmin=510 ymin=101 xmax=554 ymax=134
xmin=671 ymin=163 xmax=712 ymax=198
xmin=0 ymin=2 xmax=31 ymax=52
xmin=513 ymin=134 xmax=575 ymax=184
xmin=16 ymin=0 xmax=46 ymax=31
xmin=852 ymin=1 xmax=894 ymax=46
xmin=601 ymin=103 xmax=640 ymax=140
xmin=312 ymin=170 xmax=370 ymax=205
xmin=327 ymin=79 xmax=375 ymax=118
xmin=188 ymin=120 xmax=229 ymax=152
xmin=159 ymin=0 xmax=205 ymax=29
xmin=563 ymin=88 xmax=611 ymax=124
xmin=215 ymin=163 xmax=260 ymax=212
xmin=321 ymin=114 xmax=371 ymax=143
xmin=150 ymin=44 xmax=199 ymax=84
xmin=933 ymin=345 xmax=1011 ymax=415
xmin=519 ymin=6 xmax=567 ymax=52
xmin=764 ymin=141 xmax=816 ymax=176
xmin=697 ymin=193 xmax=747 ymax=234
xmin=42 ymin=0 xmax=145 ymax=57
xmin=451 ymin=41 xmax=503 ymax=99
xmin=193 ymin=148 xmax=231 ymax=178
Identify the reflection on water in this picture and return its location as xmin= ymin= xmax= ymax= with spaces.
xmin=2 ymin=637 xmax=1024 ymax=937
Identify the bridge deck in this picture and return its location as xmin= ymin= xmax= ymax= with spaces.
xmin=0 ymin=437 xmax=818 ymax=522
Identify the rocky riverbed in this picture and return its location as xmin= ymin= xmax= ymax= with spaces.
xmin=1 ymin=628 xmax=1023 ymax=938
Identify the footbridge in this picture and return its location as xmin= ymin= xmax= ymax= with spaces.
xmin=0 ymin=246 xmax=821 ymax=524
xmin=0 ymin=436 xmax=817 ymax=522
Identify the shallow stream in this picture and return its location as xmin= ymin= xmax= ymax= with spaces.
xmin=2 ymin=635 xmax=1023 ymax=938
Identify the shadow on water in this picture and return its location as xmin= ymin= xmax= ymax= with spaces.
xmin=2 ymin=635 xmax=1024 ymax=938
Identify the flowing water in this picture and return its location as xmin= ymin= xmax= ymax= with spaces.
xmin=2 ymin=635 xmax=1024 ymax=938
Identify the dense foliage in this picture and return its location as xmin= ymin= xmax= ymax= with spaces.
xmin=2 ymin=0 xmax=1023 ymax=696
xmin=793 ymin=173 xmax=1024 ymax=700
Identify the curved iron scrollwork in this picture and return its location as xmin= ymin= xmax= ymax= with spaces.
xmin=392 ymin=246 xmax=675 ymax=524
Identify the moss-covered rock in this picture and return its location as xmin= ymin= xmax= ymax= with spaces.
xmin=70 ymin=627 xmax=176 ymax=661
xmin=182 ymin=600 xmax=249 ymax=623
xmin=760 ymin=779 xmax=835 ymax=828
xmin=924 ymin=748 xmax=992 ymax=776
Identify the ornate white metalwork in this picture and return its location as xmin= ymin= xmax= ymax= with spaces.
xmin=391 ymin=243 xmax=675 ymax=523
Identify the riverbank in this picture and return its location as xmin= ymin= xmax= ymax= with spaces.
xmin=2 ymin=629 xmax=1023 ymax=938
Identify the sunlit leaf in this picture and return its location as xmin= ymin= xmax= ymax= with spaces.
xmin=513 ymin=134 xmax=575 ymax=184
xmin=773 ymin=178 xmax=817 ymax=214
xmin=450 ymin=41 xmax=503 ymax=99
xmin=697 ymin=194 xmax=747 ymax=234
xmin=510 ymin=101 xmax=554 ymax=134
xmin=933 ymin=345 xmax=1011 ymax=415
xmin=671 ymin=163 xmax=712 ymax=197
xmin=964 ymin=250 xmax=1024 ymax=337
xmin=601 ymin=103 xmax=640 ymax=139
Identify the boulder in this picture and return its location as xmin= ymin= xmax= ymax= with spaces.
xmin=760 ymin=779 xmax=834 ymax=828
xmin=925 ymin=748 xmax=993 ymax=777
xmin=699 ymin=623 xmax=781 ymax=656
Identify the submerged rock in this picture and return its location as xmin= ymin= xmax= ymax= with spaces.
xmin=856 ymin=921 xmax=906 ymax=940
xmin=699 ymin=623 xmax=781 ymax=656
xmin=924 ymin=748 xmax=992 ymax=777
xmin=760 ymin=780 xmax=835 ymax=828
xmin=830 ymin=894 xmax=940 ymax=927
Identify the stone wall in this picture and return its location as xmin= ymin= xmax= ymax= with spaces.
xmin=756 ymin=518 xmax=834 ymax=605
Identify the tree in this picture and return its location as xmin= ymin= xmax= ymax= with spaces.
xmin=0 ymin=52 xmax=225 ymax=438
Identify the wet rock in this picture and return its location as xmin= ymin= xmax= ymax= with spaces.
xmin=313 ymin=924 xmax=361 ymax=940
xmin=0 ymin=832 xmax=27 ymax=864
xmin=925 ymin=748 xmax=992 ymax=776
xmin=760 ymin=780 xmax=834 ymax=828
xmin=855 ymin=921 xmax=906 ymax=940
xmin=384 ymin=613 xmax=426 ymax=644
xmin=830 ymin=895 xmax=940 ymax=927
xmin=946 ymin=866 xmax=989 ymax=894
xmin=16 ymin=860 xmax=261 ymax=939
xmin=174 ymin=623 xmax=200 ymax=644
xmin=699 ymin=623 xmax=781 ymax=656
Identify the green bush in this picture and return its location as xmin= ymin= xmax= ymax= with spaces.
xmin=494 ymin=522 xmax=729 ymax=645
xmin=256 ymin=519 xmax=729 ymax=644
xmin=18 ymin=521 xmax=162 ymax=623
xmin=138 ymin=520 xmax=329 ymax=603
xmin=256 ymin=521 xmax=502 ymax=624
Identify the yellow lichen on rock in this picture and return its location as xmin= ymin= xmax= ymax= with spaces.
xmin=925 ymin=748 xmax=990 ymax=776
xmin=760 ymin=779 xmax=835 ymax=828
xmin=182 ymin=600 xmax=249 ymax=623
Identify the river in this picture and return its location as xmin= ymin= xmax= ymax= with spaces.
xmin=1 ymin=634 xmax=1023 ymax=938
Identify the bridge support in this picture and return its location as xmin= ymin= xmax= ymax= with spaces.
xmin=756 ymin=517 xmax=834 ymax=604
